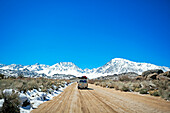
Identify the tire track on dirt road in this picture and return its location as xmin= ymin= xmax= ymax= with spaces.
xmin=32 ymin=83 xmax=170 ymax=113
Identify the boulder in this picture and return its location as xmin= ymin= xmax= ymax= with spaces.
xmin=159 ymin=71 xmax=170 ymax=78
xmin=146 ymin=73 xmax=158 ymax=80
xmin=157 ymin=75 xmax=170 ymax=81
xmin=135 ymin=76 xmax=143 ymax=80
xmin=142 ymin=69 xmax=163 ymax=77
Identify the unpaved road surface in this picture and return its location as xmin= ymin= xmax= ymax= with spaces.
xmin=32 ymin=83 xmax=170 ymax=113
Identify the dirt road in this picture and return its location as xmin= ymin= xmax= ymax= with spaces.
xmin=32 ymin=83 xmax=170 ymax=113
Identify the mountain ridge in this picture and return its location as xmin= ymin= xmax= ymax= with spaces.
xmin=0 ymin=58 xmax=170 ymax=79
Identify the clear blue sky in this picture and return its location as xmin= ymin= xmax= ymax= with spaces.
xmin=0 ymin=0 xmax=170 ymax=69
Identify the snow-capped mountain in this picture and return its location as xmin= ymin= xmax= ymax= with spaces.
xmin=0 ymin=58 xmax=170 ymax=79
xmin=37 ymin=62 xmax=84 ymax=76
xmin=0 ymin=64 xmax=24 ymax=70
xmin=26 ymin=63 xmax=50 ymax=72
xmin=94 ymin=58 xmax=169 ymax=75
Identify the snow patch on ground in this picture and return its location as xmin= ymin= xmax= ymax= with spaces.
xmin=0 ymin=99 xmax=4 ymax=108
xmin=0 ymin=83 xmax=71 ymax=113
xmin=20 ymin=83 xmax=70 ymax=113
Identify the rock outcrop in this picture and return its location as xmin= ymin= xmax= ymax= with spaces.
xmin=146 ymin=73 xmax=158 ymax=80
xmin=156 ymin=71 xmax=170 ymax=81
xmin=135 ymin=76 xmax=144 ymax=80
xmin=159 ymin=71 xmax=170 ymax=78
xmin=142 ymin=69 xmax=163 ymax=77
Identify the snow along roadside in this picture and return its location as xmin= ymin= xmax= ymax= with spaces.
xmin=0 ymin=82 xmax=72 ymax=113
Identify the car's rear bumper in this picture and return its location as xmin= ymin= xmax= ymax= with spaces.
xmin=78 ymin=84 xmax=88 ymax=89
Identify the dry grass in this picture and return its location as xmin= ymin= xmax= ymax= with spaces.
xmin=94 ymin=82 xmax=100 ymax=86
xmin=91 ymin=78 xmax=170 ymax=100
xmin=119 ymin=75 xmax=132 ymax=81
xmin=0 ymin=77 xmax=69 ymax=94
xmin=88 ymin=79 xmax=95 ymax=84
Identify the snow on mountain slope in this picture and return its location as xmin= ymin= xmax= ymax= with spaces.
xmin=26 ymin=63 xmax=50 ymax=72
xmin=0 ymin=64 xmax=24 ymax=70
xmin=38 ymin=62 xmax=84 ymax=76
xmin=0 ymin=64 xmax=7 ymax=68
xmin=94 ymin=58 xmax=170 ymax=75
xmin=0 ymin=58 xmax=170 ymax=79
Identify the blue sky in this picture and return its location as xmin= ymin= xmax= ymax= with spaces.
xmin=0 ymin=0 xmax=170 ymax=69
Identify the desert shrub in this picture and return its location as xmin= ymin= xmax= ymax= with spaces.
xmin=99 ymin=82 xmax=103 ymax=87
xmin=0 ymin=90 xmax=3 ymax=99
xmin=40 ymin=77 xmax=47 ymax=83
xmin=119 ymin=75 xmax=131 ymax=81
xmin=18 ymin=84 xmax=27 ymax=93
xmin=118 ymin=82 xmax=124 ymax=89
xmin=141 ymin=81 xmax=154 ymax=91
xmin=134 ymin=88 xmax=140 ymax=92
xmin=56 ymin=83 xmax=61 ymax=88
xmin=158 ymin=89 xmax=170 ymax=100
xmin=99 ymin=82 xmax=102 ymax=86
xmin=152 ymin=91 xmax=159 ymax=96
xmin=121 ymin=85 xmax=130 ymax=92
xmin=128 ymin=84 xmax=135 ymax=91
xmin=9 ymin=76 xmax=17 ymax=79
xmin=94 ymin=82 xmax=100 ymax=86
xmin=18 ymin=74 xmax=24 ymax=78
xmin=36 ymin=79 xmax=41 ymax=83
xmin=128 ymin=82 xmax=140 ymax=91
xmin=66 ymin=80 xmax=71 ymax=84
xmin=88 ymin=79 xmax=95 ymax=84
xmin=0 ymin=73 xmax=5 ymax=79
xmin=108 ymin=82 xmax=114 ymax=88
xmin=155 ymin=80 xmax=169 ymax=90
xmin=27 ymin=80 xmax=39 ymax=90
xmin=152 ymin=80 xmax=170 ymax=100
xmin=41 ymin=87 xmax=48 ymax=92
xmin=139 ymin=88 xmax=148 ymax=94
xmin=141 ymin=81 xmax=149 ymax=88
xmin=2 ymin=91 xmax=20 ymax=113
xmin=0 ymin=79 xmax=13 ymax=90
xmin=47 ymin=81 xmax=53 ymax=86
xmin=114 ymin=82 xmax=124 ymax=90
xmin=51 ymin=85 xmax=58 ymax=90
xmin=58 ymin=82 xmax=65 ymax=88
xmin=50 ymin=81 xmax=56 ymax=85
xmin=11 ymin=81 xmax=23 ymax=90
xmin=0 ymin=78 xmax=68 ymax=95
xmin=133 ymin=83 xmax=141 ymax=89
xmin=131 ymin=82 xmax=142 ymax=92
xmin=17 ymin=81 xmax=27 ymax=93
xmin=114 ymin=85 xmax=119 ymax=90
xmin=152 ymin=80 xmax=159 ymax=86
xmin=47 ymin=88 xmax=53 ymax=94
xmin=101 ymin=82 xmax=107 ymax=87
xmin=149 ymin=90 xmax=159 ymax=96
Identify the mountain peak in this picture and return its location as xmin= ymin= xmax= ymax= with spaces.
xmin=0 ymin=59 xmax=169 ymax=79
xmin=109 ymin=58 xmax=131 ymax=64
xmin=35 ymin=63 xmax=40 ymax=65
xmin=52 ymin=62 xmax=76 ymax=67
xmin=59 ymin=62 xmax=75 ymax=65
xmin=112 ymin=58 xmax=125 ymax=60
xmin=111 ymin=58 xmax=130 ymax=61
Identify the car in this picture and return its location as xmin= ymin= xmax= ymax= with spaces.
xmin=77 ymin=76 xmax=88 ymax=89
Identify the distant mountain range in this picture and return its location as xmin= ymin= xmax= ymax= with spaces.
xmin=0 ymin=58 xmax=170 ymax=79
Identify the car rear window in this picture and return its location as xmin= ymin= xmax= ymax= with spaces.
xmin=79 ymin=80 xmax=87 ymax=83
